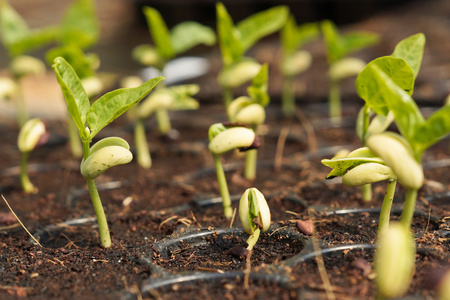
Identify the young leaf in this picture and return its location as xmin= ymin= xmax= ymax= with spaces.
xmin=415 ymin=104 xmax=450 ymax=150
xmin=369 ymin=65 xmax=425 ymax=154
xmin=170 ymin=21 xmax=216 ymax=54
xmin=247 ymin=63 xmax=269 ymax=107
xmin=87 ymin=76 xmax=164 ymax=139
xmin=52 ymin=57 xmax=90 ymax=141
xmin=391 ymin=33 xmax=425 ymax=78
xmin=143 ymin=6 xmax=175 ymax=61
xmin=46 ymin=45 xmax=96 ymax=79
xmin=281 ymin=16 xmax=318 ymax=54
xmin=237 ymin=5 xmax=288 ymax=53
xmin=0 ymin=1 xmax=57 ymax=56
xmin=59 ymin=0 xmax=99 ymax=49
xmin=356 ymin=56 xmax=415 ymax=116
xmin=216 ymin=2 xmax=242 ymax=66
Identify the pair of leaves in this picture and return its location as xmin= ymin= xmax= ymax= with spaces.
xmin=367 ymin=66 xmax=450 ymax=158
xmin=0 ymin=0 xmax=98 ymax=57
xmin=356 ymin=33 xmax=425 ymax=116
xmin=281 ymin=16 xmax=319 ymax=55
xmin=247 ymin=63 xmax=269 ymax=107
xmin=53 ymin=57 xmax=164 ymax=142
xmin=0 ymin=1 xmax=58 ymax=57
xmin=321 ymin=20 xmax=379 ymax=64
xmin=217 ymin=2 xmax=288 ymax=66
xmin=142 ymin=6 xmax=216 ymax=64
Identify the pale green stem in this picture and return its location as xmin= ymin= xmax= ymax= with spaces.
xmin=156 ymin=109 xmax=171 ymax=135
xmin=329 ymin=79 xmax=341 ymax=121
xmin=134 ymin=119 xmax=151 ymax=169
xmin=15 ymin=80 xmax=28 ymax=128
xmin=20 ymin=151 xmax=37 ymax=193
xmin=400 ymin=189 xmax=418 ymax=231
xmin=246 ymin=228 xmax=260 ymax=251
xmin=67 ymin=116 xmax=83 ymax=158
xmin=223 ymin=87 xmax=233 ymax=109
xmin=281 ymin=76 xmax=295 ymax=117
xmin=244 ymin=149 xmax=257 ymax=181
xmin=378 ymin=179 xmax=397 ymax=236
xmin=86 ymin=178 xmax=111 ymax=248
xmin=213 ymin=154 xmax=232 ymax=218
xmin=361 ymin=183 xmax=372 ymax=202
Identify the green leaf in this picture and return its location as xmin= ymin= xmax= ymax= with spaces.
xmin=46 ymin=45 xmax=96 ymax=79
xmin=59 ymin=0 xmax=99 ymax=49
xmin=0 ymin=1 xmax=57 ymax=56
xmin=321 ymin=20 xmax=378 ymax=63
xmin=247 ymin=63 xmax=269 ymax=107
xmin=170 ymin=21 xmax=216 ymax=54
xmin=216 ymin=2 xmax=243 ymax=66
xmin=237 ymin=5 xmax=288 ymax=53
xmin=415 ymin=104 xmax=450 ymax=151
xmin=143 ymin=6 xmax=175 ymax=61
xmin=52 ymin=57 xmax=90 ymax=141
xmin=322 ymin=156 xmax=385 ymax=179
xmin=87 ymin=76 xmax=164 ymax=139
xmin=281 ymin=16 xmax=319 ymax=54
xmin=369 ymin=65 xmax=425 ymax=153
xmin=356 ymin=56 xmax=415 ymax=115
xmin=391 ymin=33 xmax=425 ymax=78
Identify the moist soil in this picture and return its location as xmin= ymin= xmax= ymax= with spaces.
xmin=0 ymin=101 xmax=448 ymax=299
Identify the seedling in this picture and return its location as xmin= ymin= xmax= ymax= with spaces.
xmin=0 ymin=0 xmax=57 ymax=126
xmin=280 ymin=16 xmax=319 ymax=116
xmin=322 ymin=147 xmax=397 ymax=235
xmin=53 ymin=57 xmax=163 ymax=248
xmin=46 ymin=0 xmax=101 ymax=157
xmin=126 ymin=81 xmax=199 ymax=169
xmin=208 ymin=123 xmax=261 ymax=218
xmin=239 ymin=187 xmax=271 ymax=251
xmin=355 ymin=33 xmax=426 ymax=202
xmin=227 ymin=64 xmax=268 ymax=180
xmin=321 ymin=20 xmax=378 ymax=120
xmin=17 ymin=118 xmax=48 ymax=194
xmin=216 ymin=2 xmax=288 ymax=106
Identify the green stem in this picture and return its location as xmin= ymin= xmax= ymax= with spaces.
xmin=329 ymin=80 xmax=341 ymax=121
xmin=282 ymin=76 xmax=295 ymax=117
xmin=156 ymin=109 xmax=171 ymax=135
xmin=244 ymin=149 xmax=257 ymax=181
xmin=400 ymin=189 xmax=418 ymax=231
xmin=378 ymin=179 xmax=397 ymax=236
xmin=16 ymin=81 xmax=28 ymax=128
xmin=134 ymin=119 xmax=151 ymax=169
xmin=246 ymin=228 xmax=260 ymax=251
xmin=213 ymin=154 xmax=232 ymax=218
xmin=86 ymin=178 xmax=111 ymax=248
xmin=361 ymin=183 xmax=372 ymax=202
xmin=20 ymin=151 xmax=37 ymax=193
xmin=67 ymin=116 xmax=83 ymax=158
xmin=223 ymin=87 xmax=233 ymax=109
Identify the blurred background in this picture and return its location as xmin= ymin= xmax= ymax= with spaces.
xmin=0 ymin=0 xmax=449 ymax=119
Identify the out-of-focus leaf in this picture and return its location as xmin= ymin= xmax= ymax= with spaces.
xmin=216 ymin=2 xmax=242 ymax=66
xmin=143 ymin=6 xmax=175 ymax=61
xmin=46 ymin=45 xmax=96 ymax=79
xmin=171 ymin=21 xmax=216 ymax=54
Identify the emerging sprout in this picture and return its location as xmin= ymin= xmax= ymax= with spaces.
xmin=53 ymin=57 xmax=163 ymax=248
xmin=239 ymin=188 xmax=271 ymax=251
xmin=17 ymin=118 xmax=48 ymax=193
xmin=375 ymin=222 xmax=415 ymax=298
xmin=208 ymin=123 xmax=260 ymax=218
